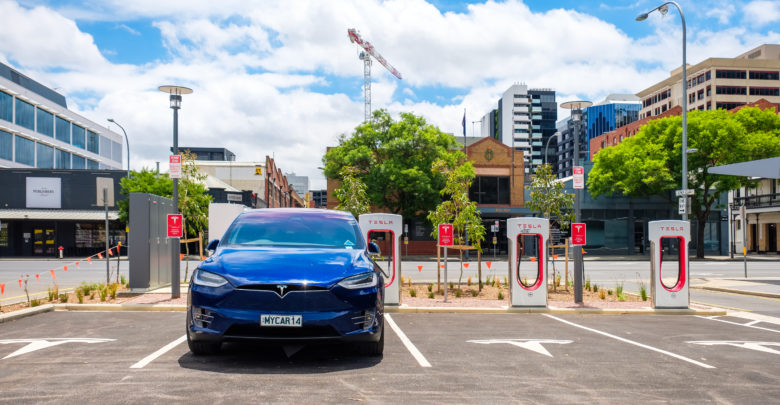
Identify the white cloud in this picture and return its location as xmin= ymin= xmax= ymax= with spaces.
xmin=743 ymin=0 xmax=780 ymax=26
xmin=705 ymin=2 xmax=736 ymax=24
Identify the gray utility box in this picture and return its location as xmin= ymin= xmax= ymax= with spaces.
xmin=129 ymin=193 xmax=176 ymax=290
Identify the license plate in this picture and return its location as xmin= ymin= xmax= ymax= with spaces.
xmin=260 ymin=314 xmax=302 ymax=327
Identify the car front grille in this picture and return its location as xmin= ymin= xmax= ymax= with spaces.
xmin=223 ymin=324 xmax=339 ymax=339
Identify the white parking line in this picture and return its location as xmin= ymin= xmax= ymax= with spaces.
xmin=130 ymin=335 xmax=186 ymax=369
xmin=543 ymin=314 xmax=715 ymax=369
xmin=695 ymin=315 xmax=780 ymax=334
xmin=385 ymin=314 xmax=431 ymax=368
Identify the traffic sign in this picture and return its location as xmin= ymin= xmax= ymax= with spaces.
xmin=678 ymin=197 xmax=687 ymax=215
xmin=438 ymin=223 xmax=453 ymax=246
xmin=573 ymin=166 xmax=584 ymax=189
xmin=167 ymin=214 xmax=184 ymax=238
xmin=675 ymin=189 xmax=694 ymax=197
xmin=169 ymin=155 xmax=182 ymax=179
xmin=571 ymin=223 xmax=586 ymax=246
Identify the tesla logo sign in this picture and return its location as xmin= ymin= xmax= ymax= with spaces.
xmin=167 ymin=214 xmax=184 ymax=238
xmin=660 ymin=226 xmax=684 ymax=232
xmin=571 ymin=223 xmax=586 ymax=246
xmin=518 ymin=223 xmax=542 ymax=230
xmin=368 ymin=220 xmax=393 ymax=225
xmin=276 ymin=285 xmax=288 ymax=297
xmin=438 ymin=224 xmax=453 ymax=246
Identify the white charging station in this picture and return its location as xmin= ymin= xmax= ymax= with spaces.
xmin=507 ymin=217 xmax=549 ymax=307
xmin=358 ymin=213 xmax=402 ymax=306
xmin=648 ymin=220 xmax=690 ymax=308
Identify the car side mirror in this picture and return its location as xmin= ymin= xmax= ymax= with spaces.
xmin=206 ymin=239 xmax=219 ymax=253
xmin=368 ymin=242 xmax=381 ymax=256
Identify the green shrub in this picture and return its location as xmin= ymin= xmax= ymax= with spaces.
xmin=99 ymin=286 xmax=108 ymax=302
xmin=639 ymin=283 xmax=648 ymax=301
xmin=76 ymin=289 xmax=84 ymax=304
xmin=607 ymin=289 xmax=613 ymax=295
xmin=555 ymin=274 xmax=561 ymax=287
xmin=592 ymin=284 xmax=598 ymax=293
xmin=585 ymin=277 xmax=591 ymax=291
xmin=120 ymin=275 xmax=128 ymax=286
xmin=616 ymin=282 xmax=626 ymax=301
xmin=47 ymin=287 xmax=56 ymax=301
xmin=485 ymin=276 xmax=492 ymax=286
xmin=455 ymin=289 xmax=462 ymax=298
xmin=428 ymin=292 xmax=435 ymax=299
xmin=58 ymin=293 xmax=68 ymax=303
xmin=471 ymin=290 xmax=478 ymax=297
xmin=30 ymin=299 xmax=41 ymax=307
xmin=109 ymin=283 xmax=118 ymax=300
xmin=409 ymin=289 xmax=417 ymax=297
xmin=497 ymin=291 xmax=504 ymax=300
xmin=599 ymin=289 xmax=606 ymax=300
xmin=427 ymin=283 xmax=433 ymax=292
xmin=467 ymin=276 xmax=472 ymax=286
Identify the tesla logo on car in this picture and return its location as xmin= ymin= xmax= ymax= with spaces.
xmin=276 ymin=285 xmax=288 ymax=297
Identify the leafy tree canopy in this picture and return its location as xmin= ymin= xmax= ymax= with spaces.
xmin=526 ymin=163 xmax=574 ymax=230
xmin=335 ymin=166 xmax=371 ymax=218
xmin=588 ymin=107 xmax=780 ymax=257
xmin=323 ymin=110 xmax=463 ymax=220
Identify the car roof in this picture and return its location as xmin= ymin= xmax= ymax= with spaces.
xmin=237 ymin=208 xmax=357 ymax=221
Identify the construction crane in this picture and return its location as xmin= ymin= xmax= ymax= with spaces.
xmin=347 ymin=28 xmax=402 ymax=122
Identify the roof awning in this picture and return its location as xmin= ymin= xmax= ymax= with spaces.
xmin=0 ymin=209 xmax=119 ymax=220
xmin=707 ymin=157 xmax=780 ymax=179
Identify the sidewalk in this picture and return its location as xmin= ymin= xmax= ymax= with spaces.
xmin=691 ymin=277 xmax=780 ymax=299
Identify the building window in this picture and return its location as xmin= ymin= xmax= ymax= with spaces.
xmin=36 ymin=108 xmax=53 ymax=137
xmin=0 ymin=129 xmax=12 ymax=161
xmin=706 ymin=86 xmax=711 ymax=97
xmin=749 ymin=71 xmax=779 ymax=80
xmin=716 ymin=102 xmax=746 ymax=110
xmin=111 ymin=140 xmax=122 ymax=163
xmin=36 ymin=142 xmax=53 ymax=168
xmin=715 ymin=70 xmax=746 ymax=79
xmin=715 ymin=86 xmax=747 ymax=95
xmin=749 ymin=87 xmax=780 ymax=96
xmin=56 ymin=149 xmax=71 ymax=169
xmin=0 ymin=91 xmax=12 ymax=122
xmin=99 ymin=135 xmax=111 ymax=158
xmin=87 ymin=159 xmax=98 ymax=169
xmin=55 ymin=116 xmax=71 ymax=144
xmin=14 ymin=135 xmax=34 ymax=165
xmin=72 ymin=124 xmax=86 ymax=149
xmin=706 ymin=71 xmax=711 ymax=80
xmin=72 ymin=154 xmax=86 ymax=169
xmin=15 ymin=98 xmax=35 ymax=130
xmin=468 ymin=176 xmax=510 ymax=204
xmin=87 ymin=130 xmax=99 ymax=154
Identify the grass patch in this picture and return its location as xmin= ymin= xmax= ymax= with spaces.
xmin=427 ymin=283 xmax=433 ymax=292
xmin=428 ymin=291 xmax=435 ymax=299
xmin=471 ymin=290 xmax=478 ymax=297
xmin=409 ymin=289 xmax=417 ymax=298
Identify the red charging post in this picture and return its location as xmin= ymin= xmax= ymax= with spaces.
xmin=167 ymin=214 xmax=184 ymax=238
xmin=438 ymin=223 xmax=453 ymax=302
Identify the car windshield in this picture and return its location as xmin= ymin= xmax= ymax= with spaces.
xmin=223 ymin=214 xmax=365 ymax=249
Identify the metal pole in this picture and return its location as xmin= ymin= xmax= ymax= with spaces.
xmin=678 ymin=3 xmax=688 ymax=222
xmin=573 ymin=113 xmax=583 ymax=304
xmin=544 ymin=133 xmax=557 ymax=166
xmin=104 ymin=188 xmax=109 ymax=286
xmin=743 ymin=208 xmax=747 ymax=278
xmin=171 ymin=103 xmax=180 ymax=299
xmin=443 ymin=246 xmax=448 ymax=303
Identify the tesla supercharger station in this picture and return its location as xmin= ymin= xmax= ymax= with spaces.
xmin=507 ymin=217 xmax=549 ymax=307
xmin=359 ymin=213 xmax=402 ymax=306
xmin=649 ymin=220 xmax=690 ymax=308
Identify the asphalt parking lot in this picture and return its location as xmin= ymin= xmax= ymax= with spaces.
xmin=1 ymin=311 xmax=779 ymax=403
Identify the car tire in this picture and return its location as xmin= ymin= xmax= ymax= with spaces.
xmin=187 ymin=329 xmax=221 ymax=355
xmin=357 ymin=323 xmax=384 ymax=356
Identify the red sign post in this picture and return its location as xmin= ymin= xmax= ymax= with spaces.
xmin=438 ymin=223 xmax=453 ymax=246
xmin=571 ymin=223 xmax=586 ymax=246
xmin=167 ymin=214 xmax=184 ymax=238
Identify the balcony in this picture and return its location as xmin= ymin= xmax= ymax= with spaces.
xmin=731 ymin=193 xmax=780 ymax=210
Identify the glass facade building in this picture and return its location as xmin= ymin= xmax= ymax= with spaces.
xmin=0 ymin=62 xmax=123 ymax=171
xmin=585 ymin=102 xmax=640 ymax=157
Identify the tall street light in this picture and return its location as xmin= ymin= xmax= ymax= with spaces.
xmin=159 ymin=85 xmax=193 ymax=299
xmin=637 ymin=1 xmax=688 ymax=221
xmin=561 ymin=100 xmax=592 ymax=304
xmin=107 ymin=119 xmax=130 ymax=179
xmin=544 ymin=132 xmax=559 ymax=166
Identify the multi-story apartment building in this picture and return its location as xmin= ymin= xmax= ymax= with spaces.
xmin=556 ymin=95 xmax=640 ymax=178
xmin=0 ymin=62 xmax=124 ymax=170
xmin=479 ymin=84 xmax=556 ymax=176
xmin=638 ymin=44 xmax=780 ymax=118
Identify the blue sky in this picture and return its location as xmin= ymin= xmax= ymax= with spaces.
xmin=2 ymin=0 xmax=779 ymax=188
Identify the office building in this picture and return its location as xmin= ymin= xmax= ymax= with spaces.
xmin=638 ymin=44 xmax=780 ymax=118
xmin=479 ymin=84 xmax=557 ymax=176
xmin=0 ymin=62 xmax=124 ymax=170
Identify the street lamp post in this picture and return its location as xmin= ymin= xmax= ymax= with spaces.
xmin=561 ymin=100 xmax=592 ymax=304
xmin=107 ymin=119 xmax=130 ymax=180
xmin=544 ymin=132 xmax=559 ymax=166
xmin=158 ymin=85 xmax=193 ymax=299
xmin=637 ymin=1 xmax=687 ymax=220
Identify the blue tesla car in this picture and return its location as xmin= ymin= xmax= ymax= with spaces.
xmin=186 ymin=209 xmax=384 ymax=356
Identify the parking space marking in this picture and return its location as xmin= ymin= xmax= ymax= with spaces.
xmin=543 ymin=314 xmax=715 ymax=369
xmin=1 ymin=338 xmax=115 ymax=359
xmin=687 ymin=341 xmax=780 ymax=356
xmin=130 ymin=335 xmax=186 ymax=369
xmin=695 ymin=315 xmax=780 ymax=334
xmin=385 ymin=314 xmax=431 ymax=368
xmin=467 ymin=339 xmax=572 ymax=357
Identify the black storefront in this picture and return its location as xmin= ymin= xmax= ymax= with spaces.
xmin=0 ymin=168 xmax=127 ymax=257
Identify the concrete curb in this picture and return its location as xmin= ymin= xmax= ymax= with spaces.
xmin=0 ymin=304 xmax=54 ymax=323
xmin=692 ymin=286 xmax=780 ymax=300
xmin=54 ymin=304 xmax=186 ymax=312
xmin=385 ymin=305 xmax=725 ymax=316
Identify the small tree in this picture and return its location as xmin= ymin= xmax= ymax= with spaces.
xmin=335 ymin=166 xmax=370 ymax=218
xmin=179 ymin=150 xmax=212 ymax=280
xmin=526 ymin=163 xmax=574 ymax=292
xmin=428 ymin=159 xmax=485 ymax=289
xmin=118 ymin=168 xmax=173 ymax=224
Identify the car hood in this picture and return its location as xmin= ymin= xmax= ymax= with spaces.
xmin=200 ymin=247 xmax=373 ymax=287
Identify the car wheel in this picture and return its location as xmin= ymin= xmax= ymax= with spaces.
xmin=357 ymin=323 xmax=384 ymax=356
xmin=187 ymin=328 xmax=221 ymax=355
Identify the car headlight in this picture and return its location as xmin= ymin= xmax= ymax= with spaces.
xmin=193 ymin=269 xmax=229 ymax=288
xmin=337 ymin=272 xmax=378 ymax=289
